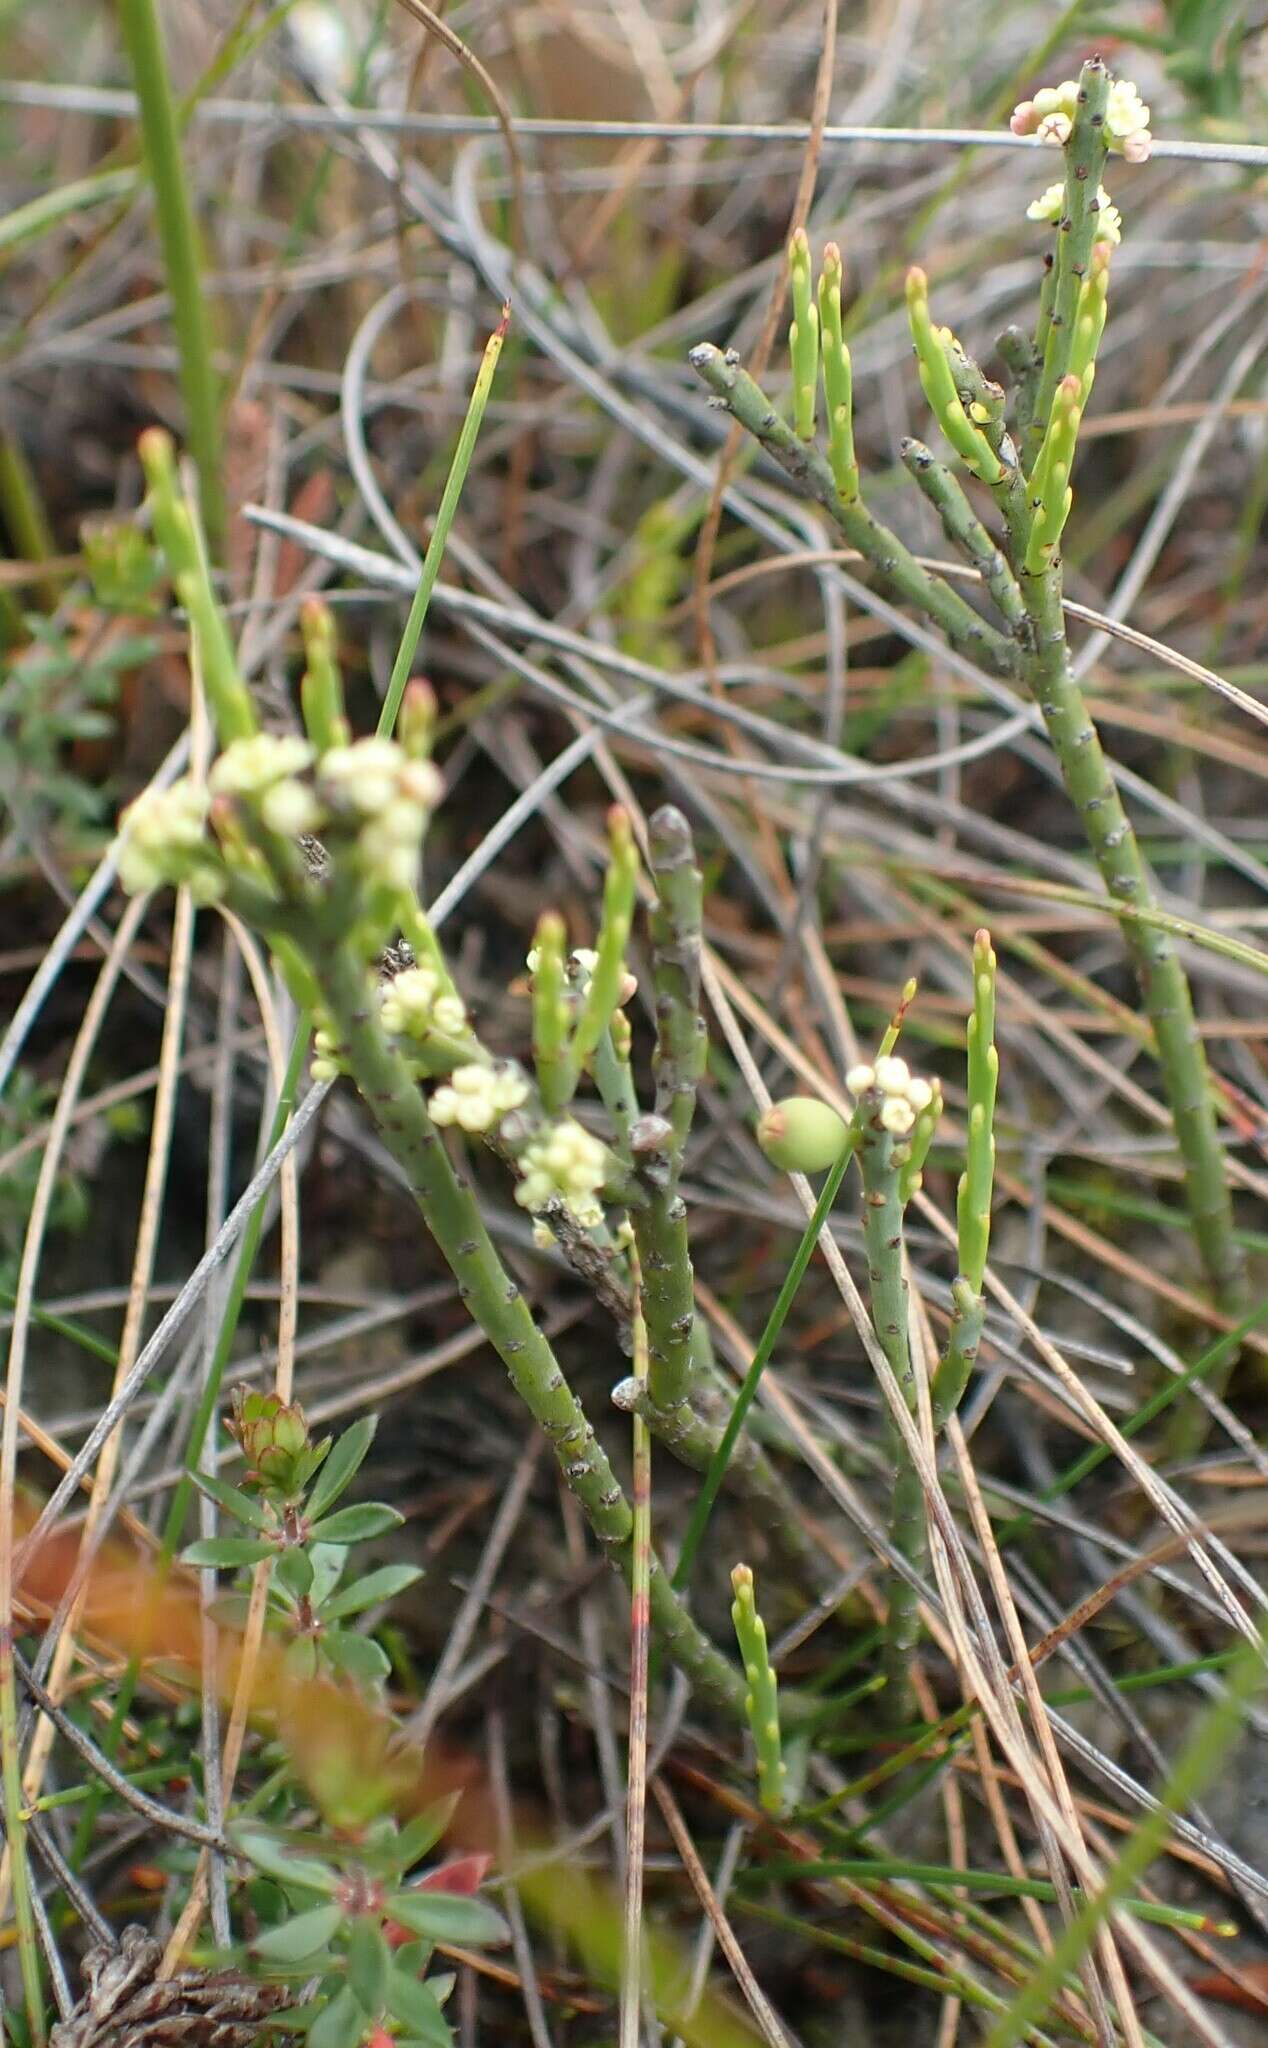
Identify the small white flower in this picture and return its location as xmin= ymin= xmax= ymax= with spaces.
xmin=1037 ymin=111 xmax=1072 ymax=146
xmin=114 ymin=779 xmax=211 ymax=895
xmin=1032 ymin=80 xmax=1078 ymax=122
xmin=873 ymin=1055 xmax=911 ymax=1096
xmin=430 ymin=1063 xmax=528 ymax=1135
xmin=845 ymin=1063 xmax=875 ymax=1096
xmin=318 ymin=737 xmax=408 ymax=817
xmin=311 ymin=1025 xmax=344 ymax=1083
xmin=906 ymin=1077 xmax=935 ymax=1113
xmin=210 ymin=734 xmax=313 ymax=800
xmin=1120 ymin=129 xmax=1152 ymax=164
xmin=566 ymin=1193 xmax=605 ymax=1229
xmin=433 ymin=993 xmax=467 ymax=1035
xmin=1026 ymin=181 xmax=1065 ymax=225
xmin=399 ymin=759 xmax=444 ymax=811
xmin=879 ymin=1096 xmax=916 ymax=1136
xmin=357 ymin=798 xmax=426 ymax=892
xmin=514 ymin=1118 xmax=607 ymax=1213
xmin=381 ymin=966 xmax=438 ymax=1036
xmin=1105 ymin=78 xmax=1149 ymax=140
xmin=1028 ymin=182 xmax=1120 ymax=245
xmin=260 ymin=779 xmax=322 ymax=836
xmin=532 ymin=1221 xmax=557 ymax=1250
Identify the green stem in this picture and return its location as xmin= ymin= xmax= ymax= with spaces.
xmin=857 ymin=1110 xmax=924 ymax=1725
xmin=636 ymin=807 xmax=707 ymax=1415
xmin=673 ymin=1137 xmax=856 ymax=1593
xmin=1029 ymin=59 xmax=1110 ymax=455
xmin=617 ymin=1372 xmax=831 ymax=1594
xmin=117 ymin=0 xmax=225 ymax=549
xmin=379 ymin=311 xmax=507 ymax=739
xmin=312 ymin=934 xmax=747 ymax=1721
xmin=899 ymin=438 xmax=1026 ymax=635
xmin=688 ymin=343 xmax=1018 ymax=680
xmin=0 ymin=425 xmax=57 ymax=613
xmin=1017 ymin=563 xmax=1243 ymax=1336
xmin=0 ymin=1629 xmax=46 ymax=2041
xmin=996 ymin=325 xmax=1042 ymax=450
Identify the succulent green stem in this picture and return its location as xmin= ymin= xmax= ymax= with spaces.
xmin=571 ymin=808 xmax=639 ymax=1076
xmin=899 ymin=438 xmax=1026 ymax=636
xmin=687 ymin=343 xmax=1017 ymax=680
xmin=932 ymin=933 xmax=997 ymax=1429
xmin=788 ymin=228 xmax=819 ymax=442
xmin=1029 ymin=58 xmax=1111 ymax=453
xmin=904 ymin=271 xmax=1004 ymax=485
xmin=300 ymin=599 xmax=351 ymax=754
xmin=531 ymin=911 xmax=572 ymax=1113
xmin=857 ymin=1108 xmax=925 ymax=1725
xmin=614 ymin=1372 xmax=831 ymax=1595
xmin=1017 ymin=566 xmax=1242 ymax=1320
xmin=304 ymin=930 xmax=748 ymax=1721
xmin=731 ymin=1566 xmax=786 ymax=1815
xmin=818 ymin=243 xmax=859 ymax=503
xmin=138 ymin=429 xmax=254 ymax=742
xmin=635 ymin=806 xmax=707 ymax=1415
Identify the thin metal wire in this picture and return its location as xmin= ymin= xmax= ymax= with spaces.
xmin=2 ymin=81 xmax=1266 ymax=164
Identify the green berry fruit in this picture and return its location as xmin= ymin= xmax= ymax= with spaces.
xmin=757 ymin=1096 xmax=850 ymax=1173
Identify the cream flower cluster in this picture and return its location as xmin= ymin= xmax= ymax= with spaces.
xmin=845 ymin=1055 xmax=934 ymax=1138
xmin=209 ymin=734 xmax=320 ymax=836
xmin=514 ymin=1118 xmax=608 ymax=1225
xmin=380 ymin=966 xmax=467 ymax=1041
xmin=429 ymin=1063 xmax=529 ymax=1135
xmin=317 ymin=739 xmax=444 ymax=893
xmin=1105 ymin=78 xmax=1152 ymax=158
xmin=114 ymin=780 xmax=219 ymax=900
xmin=1011 ymin=76 xmax=1151 ymax=161
xmin=1026 ymin=181 xmax=1122 ymax=246
xmin=311 ymin=1025 xmax=344 ymax=1084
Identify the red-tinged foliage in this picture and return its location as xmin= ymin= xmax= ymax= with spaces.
xmin=1190 ymin=1964 xmax=1268 ymax=2015
xmin=386 ymin=1853 xmax=495 ymax=1946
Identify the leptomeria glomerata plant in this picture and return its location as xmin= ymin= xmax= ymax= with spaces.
xmin=117 ymin=416 xmax=1016 ymax=1768
xmin=690 ymin=58 xmax=1244 ymax=1347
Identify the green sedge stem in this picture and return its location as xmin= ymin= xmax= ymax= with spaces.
xmin=673 ymin=1136 xmax=855 ymax=1592
xmin=117 ymin=0 xmax=225 ymax=548
xmin=379 ymin=311 xmax=507 ymax=739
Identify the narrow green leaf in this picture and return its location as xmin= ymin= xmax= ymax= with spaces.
xmin=252 ymin=1901 xmax=342 ymax=1964
xmin=275 ymin=1545 xmax=315 ymax=1599
xmin=307 ymin=1503 xmax=402 ymax=1546
xmin=192 ymin=1472 xmax=271 ymax=1530
xmin=320 ymin=1563 xmax=423 ymax=1622
xmin=386 ymin=1968 xmax=454 ymax=2046
xmin=385 ymin=1891 xmax=509 ymax=1946
xmin=182 ymin=1536 xmax=273 ymax=1569
xmin=308 ymin=1983 xmax=360 ymax=2048
xmin=304 ymin=1416 xmax=376 ymax=1522
xmin=347 ymin=1917 xmax=390 ymax=2017
xmin=322 ymin=1631 xmax=391 ymax=1684
xmin=231 ymin=1826 xmax=338 ymax=1896
xmin=392 ymin=1796 xmax=461 ymax=1874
